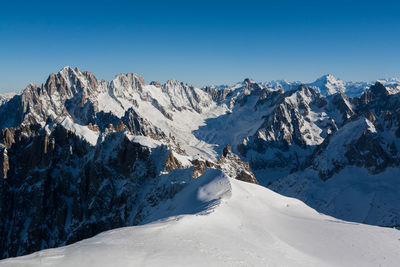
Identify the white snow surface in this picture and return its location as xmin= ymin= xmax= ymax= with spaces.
xmin=308 ymin=74 xmax=347 ymax=96
xmin=270 ymin=166 xmax=400 ymax=227
xmin=2 ymin=169 xmax=399 ymax=267
xmin=60 ymin=117 xmax=99 ymax=146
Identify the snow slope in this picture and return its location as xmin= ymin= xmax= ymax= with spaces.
xmin=269 ymin=166 xmax=400 ymax=227
xmin=2 ymin=169 xmax=399 ymax=267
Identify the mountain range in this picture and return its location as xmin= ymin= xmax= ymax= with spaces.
xmin=0 ymin=67 xmax=399 ymax=264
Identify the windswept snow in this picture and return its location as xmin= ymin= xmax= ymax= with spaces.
xmin=2 ymin=169 xmax=399 ymax=267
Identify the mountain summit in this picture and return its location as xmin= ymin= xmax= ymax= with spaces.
xmin=308 ymin=74 xmax=347 ymax=95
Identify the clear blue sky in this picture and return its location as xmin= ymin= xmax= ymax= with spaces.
xmin=1 ymin=0 xmax=399 ymax=92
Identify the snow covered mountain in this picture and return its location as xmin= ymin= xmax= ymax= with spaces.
xmin=306 ymin=74 xmax=400 ymax=97
xmin=1 ymin=169 xmax=399 ymax=267
xmin=308 ymin=74 xmax=348 ymax=96
xmin=0 ymin=67 xmax=400 ymax=262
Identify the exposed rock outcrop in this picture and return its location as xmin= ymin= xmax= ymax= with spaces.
xmin=217 ymin=145 xmax=258 ymax=184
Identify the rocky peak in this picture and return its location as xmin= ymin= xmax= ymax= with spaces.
xmin=164 ymin=79 xmax=181 ymax=88
xmin=150 ymin=81 xmax=161 ymax=88
xmin=111 ymin=73 xmax=145 ymax=92
xmin=359 ymin=82 xmax=390 ymax=108
xmin=369 ymin=82 xmax=389 ymax=97
xmin=329 ymin=92 xmax=354 ymax=125
xmin=319 ymin=74 xmax=338 ymax=83
xmin=161 ymin=79 xmax=210 ymax=113
xmin=218 ymin=144 xmax=258 ymax=184
xmin=310 ymin=117 xmax=385 ymax=180
xmin=222 ymin=144 xmax=232 ymax=157
xmin=45 ymin=66 xmax=97 ymax=96
xmin=202 ymin=85 xmax=231 ymax=103
xmin=243 ymin=78 xmax=253 ymax=84
xmin=243 ymin=78 xmax=263 ymax=92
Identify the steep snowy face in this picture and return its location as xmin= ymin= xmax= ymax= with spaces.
xmin=308 ymin=74 xmax=347 ymax=96
xmin=325 ymin=92 xmax=354 ymax=126
xmin=161 ymin=79 xmax=212 ymax=113
xmin=201 ymin=84 xmax=231 ymax=103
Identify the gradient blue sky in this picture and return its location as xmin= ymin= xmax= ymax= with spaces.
xmin=1 ymin=0 xmax=399 ymax=92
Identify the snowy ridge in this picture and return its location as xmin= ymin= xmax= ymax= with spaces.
xmin=1 ymin=169 xmax=399 ymax=267
xmin=60 ymin=116 xmax=99 ymax=146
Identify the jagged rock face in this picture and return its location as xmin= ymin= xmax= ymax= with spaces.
xmin=149 ymin=81 xmax=161 ymax=88
xmin=0 ymin=123 xmax=185 ymax=259
xmin=237 ymin=85 xmax=335 ymax=173
xmin=18 ymin=67 xmax=99 ymax=127
xmin=202 ymin=85 xmax=231 ymax=103
xmin=0 ymin=67 xmax=214 ymax=130
xmin=217 ymin=145 xmax=258 ymax=184
xmin=309 ymin=117 xmax=395 ymax=180
xmin=161 ymin=80 xmax=211 ymax=113
xmin=328 ymin=92 xmax=354 ymax=126
xmin=191 ymin=158 xmax=216 ymax=178
xmin=190 ymin=145 xmax=257 ymax=184
xmin=194 ymin=78 xmax=400 ymax=183
xmin=0 ymin=147 xmax=9 ymax=179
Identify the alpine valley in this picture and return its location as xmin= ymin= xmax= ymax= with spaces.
xmin=0 ymin=67 xmax=400 ymax=266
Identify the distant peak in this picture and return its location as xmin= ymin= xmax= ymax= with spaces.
xmin=243 ymin=78 xmax=255 ymax=84
xmin=57 ymin=66 xmax=84 ymax=78
xmin=316 ymin=74 xmax=338 ymax=82
xmin=369 ymin=81 xmax=388 ymax=96
xmin=113 ymin=73 xmax=146 ymax=87
xmin=150 ymin=81 xmax=161 ymax=88
xmin=165 ymin=79 xmax=182 ymax=87
xmin=61 ymin=65 xmax=72 ymax=71
xmin=377 ymin=77 xmax=400 ymax=84
xmin=59 ymin=66 xmax=74 ymax=73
